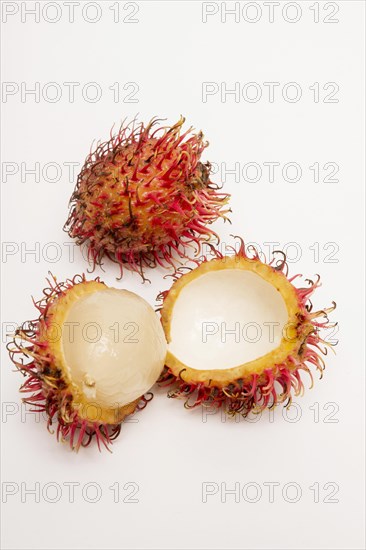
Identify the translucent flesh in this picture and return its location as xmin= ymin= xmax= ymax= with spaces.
xmin=62 ymin=289 xmax=167 ymax=407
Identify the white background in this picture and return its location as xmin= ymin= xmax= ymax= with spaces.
xmin=1 ymin=1 xmax=365 ymax=549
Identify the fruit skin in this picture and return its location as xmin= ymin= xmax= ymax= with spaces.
xmin=64 ymin=116 xmax=230 ymax=278
xmin=158 ymin=237 xmax=337 ymax=416
xmin=7 ymin=274 xmax=153 ymax=452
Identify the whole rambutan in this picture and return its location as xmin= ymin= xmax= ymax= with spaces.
xmin=158 ymin=237 xmax=337 ymax=416
xmin=8 ymin=274 xmax=167 ymax=451
xmin=64 ymin=116 xmax=230 ymax=278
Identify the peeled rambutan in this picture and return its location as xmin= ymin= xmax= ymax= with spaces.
xmin=64 ymin=116 xmax=230 ymax=278
xmin=8 ymin=274 xmax=167 ymax=451
xmin=158 ymin=237 xmax=337 ymax=416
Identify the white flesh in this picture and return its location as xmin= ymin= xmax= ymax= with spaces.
xmin=62 ymin=289 xmax=167 ymax=408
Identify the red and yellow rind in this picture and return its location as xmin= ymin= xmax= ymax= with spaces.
xmin=8 ymin=274 xmax=152 ymax=451
xmin=158 ymin=239 xmax=336 ymax=415
xmin=64 ymin=117 xmax=230 ymax=278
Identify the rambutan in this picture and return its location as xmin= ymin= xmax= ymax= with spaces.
xmin=8 ymin=274 xmax=167 ymax=451
xmin=158 ymin=237 xmax=337 ymax=416
xmin=64 ymin=116 xmax=230 ymax=278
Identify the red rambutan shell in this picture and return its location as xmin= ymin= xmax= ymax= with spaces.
xmin=157 ymin=237 xmax=337 ymax=416
xmin=7 ymin=274 xmax=160 ymax=452
xmin=65 ymin=117 xmax=230 ymax=277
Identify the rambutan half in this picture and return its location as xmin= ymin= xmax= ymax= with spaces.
xmin=64 ymin=117 xmax=230 ymax=278
xmin=8 ymin=274 xmax=167 ymax=451
xmin=158 ymin=237 xmax=337 ymax=416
